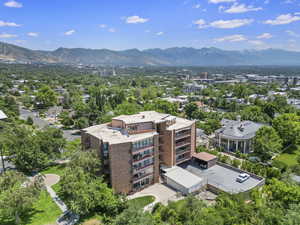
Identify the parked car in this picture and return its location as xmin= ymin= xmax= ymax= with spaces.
xmin=236 ymin=173 xmax=250 ymax=183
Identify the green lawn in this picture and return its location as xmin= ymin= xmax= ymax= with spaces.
xmin=128 ymin=196 xmax=155 ymax=208
xmin=276 ymin=153 xmax=299 ymax=167
xmin=0 ymin=190 xmax=62 ymax=225
xmin=26 ymin=190 xmax=62 ymax=225
xmin=41 ymin=164 xmax=66 ymax=177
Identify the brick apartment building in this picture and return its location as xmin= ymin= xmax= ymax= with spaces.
xmin=82 ymin=111 xmax=196 ymax=194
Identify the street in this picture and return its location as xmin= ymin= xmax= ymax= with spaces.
xmin=19 ymin=107 xmax=80 ymax=142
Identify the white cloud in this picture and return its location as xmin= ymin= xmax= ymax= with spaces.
xmin=214 ymin=34 xmax=247 ymax=42
xmin=295 ymin=12 xmax=300 ymax=15
xmin=27 ymin=32 xmax=38 ymax=37
xmin=210 ymin=19 xmax=253 ymax=29
xmin=108 ymin=28 xmax=116 ymax=32
xmin=193 ymin=19 xmax=207 ymax=28
xmin=286 ymin=30 xmax=300 ymax=37
xmin=4 ymin=0 xmax=22 ymax=8
xmin=156 ymin=32 xmax=164 ymax=36
xmin=145 ymin=30 xmax=151 ymax=33
xmin=64 ymin=29 xmax=75 ymax=36
xmin=209 ymin=0 xmax=236 ymax=3
xmin=15 ymin=40 xmax=26 ymax=44
xmin=264 ymin=14 xmax=300 ymax=25
xmin=248 ymin=40 xmax=265 ymax=45
xmin=99 ymin=24 xmax=107 ymax=28
xmin=257 ymin=33 xmax=272 ymax=39
xmin=0 ymin=20 xmax=20 ymax=27
xmin=224 ymin=3 xmax=262 ymax=14
xmin=0 ymin=33 xmax=17 ymax=38
xmin=193 ymin=4 xmax=201 ymax=9
xmin=125 ymin=16 xmax=149 ymax=24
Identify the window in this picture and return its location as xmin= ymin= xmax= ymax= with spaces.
xmin=102 ymin=143 xmax=109 ymax=159
xmin=132 ymin=138 xmax=154 ymax=151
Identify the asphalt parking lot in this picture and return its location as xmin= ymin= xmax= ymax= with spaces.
xmin=180 ymin=161 xmax=263 ymax=194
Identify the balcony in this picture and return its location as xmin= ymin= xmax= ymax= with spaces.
xmin=132 ymin=153 xmax=153 ymax=163
xmin=175 ymin=140 xmax=191 ymax=148
xmin=132 ymin=144 xmax=154 ymax=153
xmin=176 ymin=155 xmax=191 ymax=164
xmin=132 ymin=163 xmax=154 ymax=174
xmin=176 ymin=147 xmax=190 ymax=155
xmin=132 ymin=172 xmax=153 ymax=182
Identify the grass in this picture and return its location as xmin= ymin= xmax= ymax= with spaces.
xmin=26 ymin=190 xmax=62 ymax=225
xmin=41 ymin=164 xmax=66 ymax=177
xmin=128 ymin=195 xmax=155 ymax=208
xmin=0 ymin=190 xmax=62 ymax=225
xmin=276 ymin=152 xmax=299 ymax=167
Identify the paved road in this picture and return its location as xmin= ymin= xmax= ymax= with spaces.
xmin=19 ymin=108 xmax=80 ymax=142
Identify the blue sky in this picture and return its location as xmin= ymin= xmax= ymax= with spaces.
xmin=0 ymin=0 xmax=300 ymax=51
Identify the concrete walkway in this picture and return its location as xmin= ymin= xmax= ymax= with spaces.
xmin=128 ymin=183 xmax=184 ymax=211
xmin=44 ymin=174 xmax=68 ymax=213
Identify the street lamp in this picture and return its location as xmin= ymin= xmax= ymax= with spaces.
xmin=0 ymin=110 xmax=8 ymax=173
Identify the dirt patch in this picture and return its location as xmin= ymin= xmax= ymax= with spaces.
xmin=82 ymin=219 xmax=101 ymax=225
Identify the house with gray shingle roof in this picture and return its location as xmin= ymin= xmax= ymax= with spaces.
xmin=215 ymin=116 xmax=264 ymax=154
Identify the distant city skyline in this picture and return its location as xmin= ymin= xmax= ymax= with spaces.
xmin=1 ymin=0 xmax=300 ymax=51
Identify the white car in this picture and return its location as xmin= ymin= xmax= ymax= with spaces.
xmin=236 ymin=173 xmax=250 ymax=183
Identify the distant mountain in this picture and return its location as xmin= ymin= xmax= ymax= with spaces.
xmin=1 ymin=41 xmax=300 ymax=66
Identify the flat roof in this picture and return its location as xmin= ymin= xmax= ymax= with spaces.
xmin=0 ymin=110 xmax=7 ymax=120
xmin=113 ymin=111 xmax=194 ymax=131
xmin=180 ymin=161 xmax=263 ymax=194
xmin=83 ymin=124 xmax=158 ymax=144
xmin=163 ymin=166 xmax=203 ymax=189
xmin=193 ymin=152 xmax=217 ymax=162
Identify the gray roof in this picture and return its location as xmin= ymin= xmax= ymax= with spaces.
xmin=163 ymin=166 xmax=203 ymax=189
xmin=0 ymin=110 xmax=7 ymax=120
xmin=215 ymin=119 xmax=264 ymax=140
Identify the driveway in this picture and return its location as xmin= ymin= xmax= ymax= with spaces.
xmin=128 ymin=183 xmax=184 ymax=206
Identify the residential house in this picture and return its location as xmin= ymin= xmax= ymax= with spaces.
xmin=214 ymin=116 xmax=264 ymax=153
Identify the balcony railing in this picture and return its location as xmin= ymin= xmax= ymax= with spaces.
xmin=132 ymin=153 xmax=153 ymax=163
xmin=175 ymin=140 xmax=191 ymax=148
xmin=132 ymin=172 xmax=153 ymax=182
xmin=176 ymin=156 xmax=190 ymax=163
xmin=176 ymin=148 xmax=190 ymax=155
xmin=132 ymin=163 xmax=154 ymax=174
xmin=132 ymin=144 xmax=154 ymax=153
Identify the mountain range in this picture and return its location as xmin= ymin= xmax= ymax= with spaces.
xmin=1 ymin=41 xmax=300 ymax=66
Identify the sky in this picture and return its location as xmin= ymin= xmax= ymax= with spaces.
xmin=0 ymin=0 xmax=300 ymax=51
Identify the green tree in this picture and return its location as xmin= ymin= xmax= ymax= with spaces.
xmin=113 ymin=205 xmax=156 ymax=225
xmin=36 ymin=85 xmax=57 ymax=108
xmin=254 ymin=126 xmax=283 ymax=161
xmin=59 ymin=151 xmax=123 ymax=217
xmin=241 ymin=106 xmax=270 ymax=123
xmin=184 ymin=102 xmax=198 ymax=119
xmin=0 ymin=171 xmax=42 ymax=224
xmin=272 ymin=113 xmax=300 ymax=148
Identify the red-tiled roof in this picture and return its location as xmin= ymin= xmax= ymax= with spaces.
xmin=193 ymin=152 xmax=217 ymax=162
